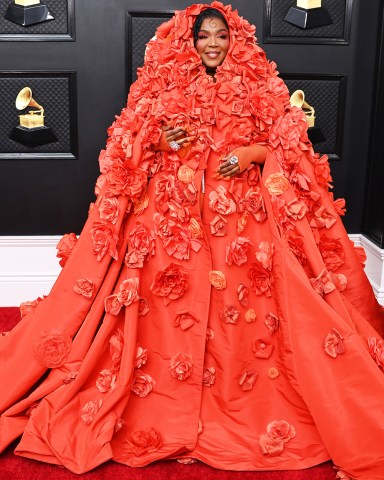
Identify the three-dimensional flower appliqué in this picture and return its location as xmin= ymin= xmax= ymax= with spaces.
xmin=169 ymin=353 xmax=193 ymax=381
xmin=74 ymin=278 xmax=95 ymax=299
xmin=174 ymin=310 xmax=199 ymax=331
xmin=253 ymin=339 xmax=274 ymax=359
xmin=131 ymin=372 xmax=156 ymax=397
xmin=81 ymin=399 xmax=103 ymax=425
xmin=259 ymin=420 xmax=296 ymax=456
xmin=209 ymin=270 xmax=227 ymax=290
xmin=105 ymin=278 xmax=140 ymax=315
xmin=96 ymin=369 xmax=117 ymax=393
xmin=125 ymin=427 xmax=162 ymax=456
xmin=324 ymin=328 xmax=345 ymax=358
xmin=239 ymin=370 xmax=258 ymax=391
xmin=203 ymin=367 xmax=216 ymax=387
xmin=368 ymin=337 xmax=384 ymax=369
xmin=150 ymin=263 xmax=189 ymax=305
xmin=33 ymin=329 xmax=72 ymax=368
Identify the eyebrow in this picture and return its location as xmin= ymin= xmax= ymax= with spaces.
xmin=198 ymin=28 xmax=229 ymax=33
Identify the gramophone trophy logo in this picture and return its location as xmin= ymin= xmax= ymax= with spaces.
xmin=10 ymin=87 xmax=57 ymax=147
xmin=284 ymin=0 xmax=332 ymax=29
xmin=290 ymin=89 xmax=325 ymax=144
xmin=4 ymin=0 xmax=54 ymax=27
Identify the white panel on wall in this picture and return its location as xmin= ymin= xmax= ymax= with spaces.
xmin=0 ymin=236 xmax=61 ymax=306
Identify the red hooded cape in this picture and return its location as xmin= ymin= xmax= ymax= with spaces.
xmin=1 ymin=2 xmax=384 ymax=478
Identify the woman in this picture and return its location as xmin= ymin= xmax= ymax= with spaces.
xmin=1 ymin=2 xmax=384 ymax=478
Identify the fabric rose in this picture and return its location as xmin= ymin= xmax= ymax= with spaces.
xmin=98 ymin=196 xmax=120 ymax=224
xmin=310 ymin=206 xmax=336 ymax=230
xmin=245 ymin=308 xmax=257 ymax=323
xmin=33 ymin=329 xmax=72 ymax=368
xmin=133 ymin=189 xmax=149 ymax=216
xmin=20 ymin=295 xmax=46 ymax=319
xmin=81 ymin=399 xmax=103 ymax=425
xmin=368 ymin=337 xmax=384 ymax=369
xmin=312 ymin=153 xmax=333 ymax=188
xmin=105 ymin=278 xmax=140 ymax=315
xmin=324 ymin=328 xmax=345 ymax=358
xmin=131 ymin=372 xmax=156 ymax=397
xmin=56 ymin=232 xmax=78 ymax=267
xmin=150 ymin=263 xmax=189 ymax=305
xmin=174 ymin=310 xmax=199 ymax=331
xmin=260 ymin=420 xmax=296 ymax=456
xmin=248 ymin=263 xmax=273 ymax=297
xmin=126 ymin=428 xmax=162 ymax=456
xmin=253 ymin=339 xmax=274 ymax=359
xmin=117 ymin=278 xmax=140 ymax=305
xmin=169 ymin=353 xmax=193 ymax=381
xmin=155 ymin=215 xmax=201 ymax=260
xmin=239 ymin=187 xmax=266 ymax=222
xmin=209 ymin=186 xmax=236 ymax=215
xmin=264 ymin=173 xmax=290 ymax=196
xmin=189 ymin=217 xmax=204 ymax=239
xmin=239 ymin=370 xmax=258 ymax=391
xmin=177 ymin=165 xmax=195 ymax=183
xmin=91 ymin=221 xmax=118 ymax=262
xmin=206 ymin=328 xmax=215 ymax=341
xmin=105 ymin=295 xmax=122 ymax=315
xmin=210 ymin=214 xmax=228 ymax=236
xmin=203 ymin=367 xmax=216 ymax=387
xmin=264 ymin=312 xmax=279 ymax=333
xmin=125 ymin=223 xmax=156 ymax=268
xmin=238 ymin=284 xmax=249 ymax=307
xmin=220 ymin=305 xmax=240 ymax=325
xmin=237 ymin=211 xmax=249 ymax=233
xmin=209 ymin=271 xmax=226 ymax=290
xmin=109 ymin=328 xmax=124 ymax=369
xmin=226 ymin=237 xmax=252 ymax=266
xmin=256 ymin=241 xmax=274 ymax=270
xmin=73 ymin=278 xmax=94 ymax=299
xmin=285 ymin=199 xmax=307 ymax=221
xmin=268 ymin=367 xmax=280 ymax=379
xmin=107 ymin=163 xmax=148 ymax=201
xmin=96 ymin=369 xmax=117 ymax=393
xmin=319 ymin=235 xmax=345 ymax=272
xmin=138 ymin=297 xmax=150 ymax=316
xmin=135 ymin=345 xmax=148 ymax=368
xmin=310 ymin=269 xmax=336 ymax=296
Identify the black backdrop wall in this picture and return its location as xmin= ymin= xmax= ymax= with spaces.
xmin=0 ymin=0 xmax=382 ymax=246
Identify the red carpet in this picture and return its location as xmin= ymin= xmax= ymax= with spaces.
xmin=0 ymin=308 xmax=336 ymax=479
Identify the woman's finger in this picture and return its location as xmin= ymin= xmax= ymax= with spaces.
xmin=166 ymin=129 xmax=187 ymax=141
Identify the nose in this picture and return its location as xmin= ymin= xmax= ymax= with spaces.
xmin=209 ymin=35 xmax=218 ymax=47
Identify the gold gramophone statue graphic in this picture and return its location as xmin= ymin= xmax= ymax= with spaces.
xmin=284 ymin=0 xmax=332 ymax=29
xmin=4 ymin=0 xmax=54 ymax=27
xmin=10 ymin=87 xmax=57 ymax=147
xmin=290 ymin=89 xmax=325 ymax=143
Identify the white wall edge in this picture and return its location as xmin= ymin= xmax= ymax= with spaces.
xmin=0 ymin=234 xmax=383 ymax=307
xmin=0 ymin=236 xmax=62 ymax=306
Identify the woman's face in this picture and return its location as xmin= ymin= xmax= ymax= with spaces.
xmin=195 ymin=17 xmax=230 ymax=70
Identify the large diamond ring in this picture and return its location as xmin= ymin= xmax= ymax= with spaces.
xmin=169 ymin=141 xmax=181 ymax=152
xmin=229 ymin=155 xmax=239 ymax=165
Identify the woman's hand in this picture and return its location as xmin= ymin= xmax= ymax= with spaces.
xmin=153 ymin=126 xmax=195 ymax=152
xmin=215 ymin=152 xmax=240 ymax=179
xmin=214 ymin=144 xmax=267 ymax=180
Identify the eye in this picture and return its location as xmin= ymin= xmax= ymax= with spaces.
xmin=218 ymin=35 xmax=228 ymax=39
xmin=197 ymin=34 xmax=208 ymax=40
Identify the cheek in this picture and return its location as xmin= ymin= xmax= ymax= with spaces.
xmin=195 ymin=40 xmax=206 ymax=56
